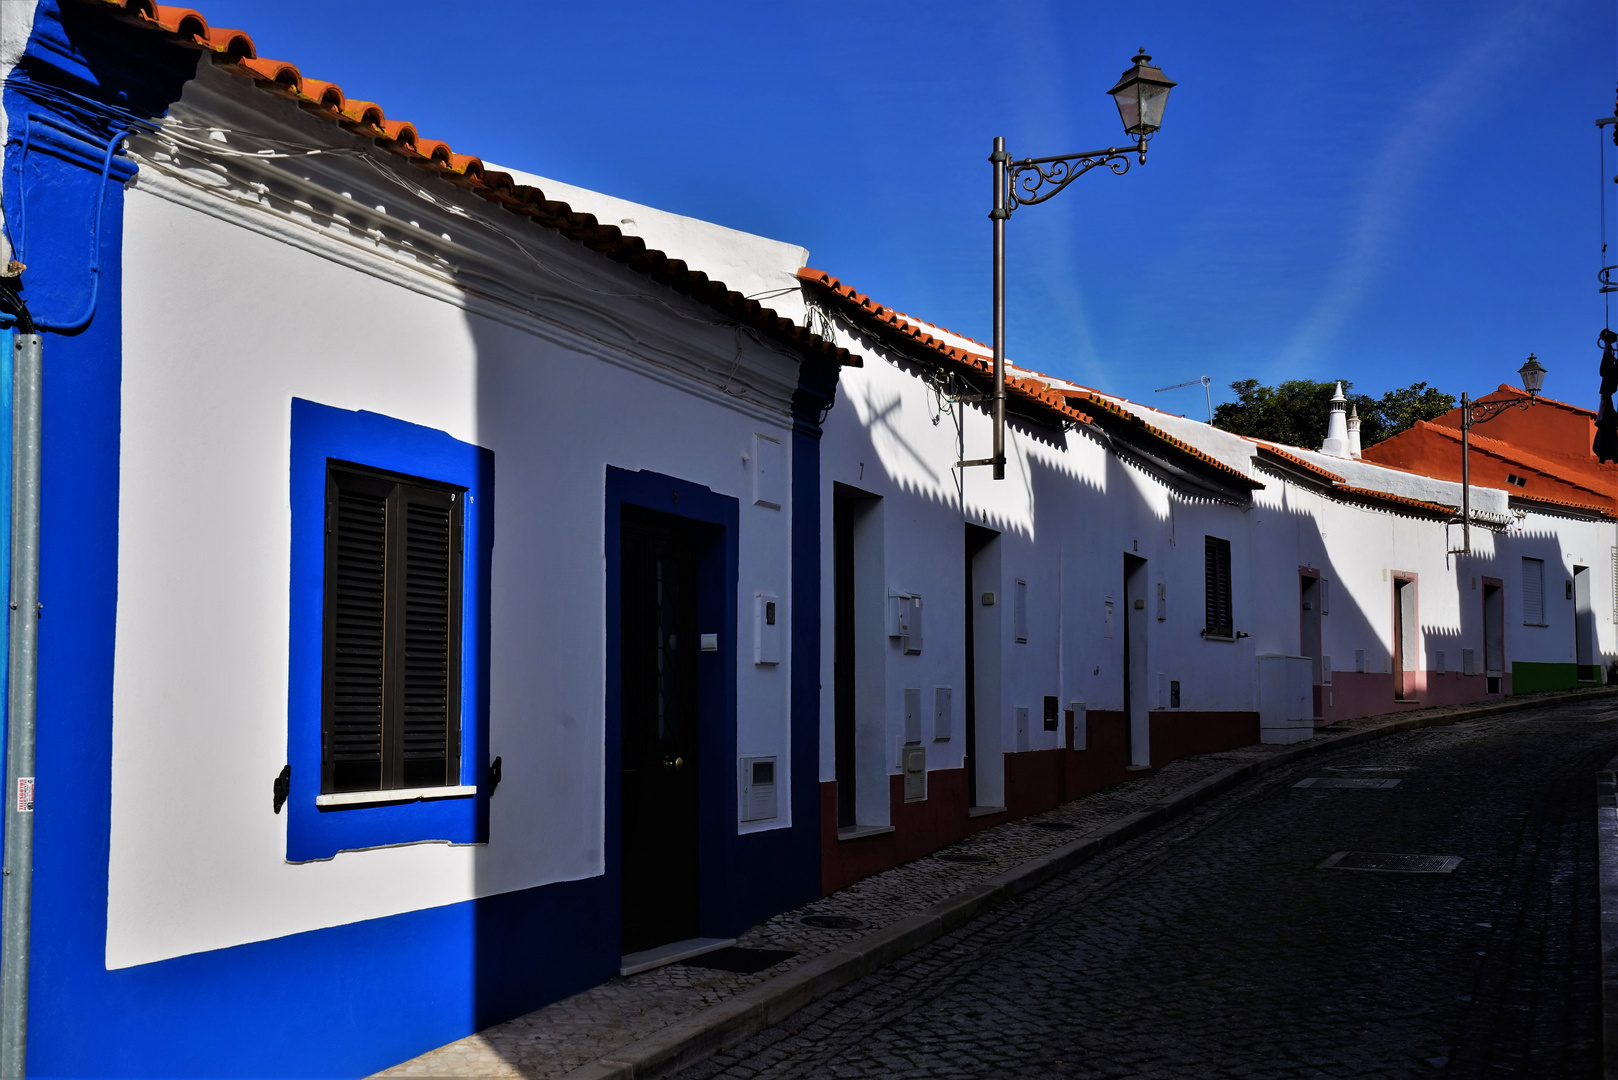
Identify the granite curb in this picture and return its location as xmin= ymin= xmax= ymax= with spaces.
xmin=1600 ymin=753 xmax=1618 ymax=1080
xmin=565 ymin=686 xmax=1618 ymax=1080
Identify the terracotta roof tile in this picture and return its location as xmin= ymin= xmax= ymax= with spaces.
xmin=1507 ymin=493 xmax=1616 ymax=519
xmin=797 ymin=267 xmax=1269 ymax=492
xmin=796 ymin=267 xmax=1090 ymax=429
xmin=81 ymin=0 xmax=859 ymax=373
xmin=1253 ymin=443 xmax=1347 ymax=484
xmin=1333 ymin=485 xmax=1455 ymax=518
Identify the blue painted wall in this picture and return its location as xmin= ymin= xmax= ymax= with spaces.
xmin=0 ymin=5 xmax=832 ymax=1076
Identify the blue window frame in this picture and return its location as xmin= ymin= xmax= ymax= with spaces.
xmin=287 ymin=398 xmax=493 ymax=861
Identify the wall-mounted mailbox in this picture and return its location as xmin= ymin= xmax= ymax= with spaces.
xmin=1042 ymin=695 xmax=1059 ymax=731
xmin=740 ymin=756 xmax=777 ymax=822
xmin=888 ymin=591 xmax=923 ymax=654
xmin=753 ymin=592 xmax=780 ymax=665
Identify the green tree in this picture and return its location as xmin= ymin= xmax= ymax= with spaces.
xmin=1210 ymin=379 xmax=1453 ymax=450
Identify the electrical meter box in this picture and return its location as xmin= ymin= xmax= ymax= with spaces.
xmin=740 ymin=756 xmax=778 ymax=822
xmin=887 ymin=591 xmax=923 ymax=654
xmin=901 ymin=742 xmax=926 ymax=803
xmin=753 ymin=592 xmax=780 ymax=665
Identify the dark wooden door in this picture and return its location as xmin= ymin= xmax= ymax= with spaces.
xmin=620 ymin=509 xmax=701 ymax=955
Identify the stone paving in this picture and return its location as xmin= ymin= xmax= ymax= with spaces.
xmin=374 ymin=695 xmax=1608 ymax=1079
xmin=677 ymin=697 xmax=1618 ymax=1080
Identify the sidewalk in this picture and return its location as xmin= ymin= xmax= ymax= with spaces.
xmin=377 ymin=687 xmax=1617 ymax=1080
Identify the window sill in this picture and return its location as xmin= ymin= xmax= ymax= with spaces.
xmin=836 ymin=824 xmax=896 ymax=841
xmin=1201 ymin=633 xmax=1236 ymax=642
xmin=967 ymin=805 xmax=1006 ymax=819
xmin=1523 ymin=622 xmax=1549 ymax=628
xmin=315 ymin=784 xmax=477 ymax=808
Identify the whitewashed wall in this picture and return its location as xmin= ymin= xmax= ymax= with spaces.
xmin=106 ymin=133 xmax=800 ymax=968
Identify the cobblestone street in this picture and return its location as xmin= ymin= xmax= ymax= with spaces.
xmin=678 ymin=699 xmax=1618 ymax=1080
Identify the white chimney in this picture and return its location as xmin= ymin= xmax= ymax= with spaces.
xmin=1346 ymin=404 xmax=1362 ymax=458
xmin=1320 ymin=382 xmax=1350 ymax=458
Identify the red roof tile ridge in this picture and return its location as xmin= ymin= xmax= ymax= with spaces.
xmin=1332 ymin=484 xmax=1456 ymax=516
xmin=1509 ymin=492 xmax=1615 ymax=517
xmin=1253 ymin=442 xmax=1347 ymax=484
xmin=796 ymin=268 xmax=1095 ymax=426
xmin=83 ymin=0 xmax=859 ymax=372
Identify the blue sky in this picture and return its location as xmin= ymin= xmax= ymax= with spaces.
xmin=200 ymin=0 xmax=1615 ymax=415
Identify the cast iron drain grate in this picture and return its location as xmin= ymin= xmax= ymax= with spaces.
xmin=1027 ymin=821 xmax=1078 ymax=830
xmin=1319 ymin=851 xmax=1462 ymax=873
xmin=678 ymin=947 xmax=797 ymax=974
xmin=797 ymin=914 xmax=868 ymax=931
xmin=1294 ymin=777 xmax=1402 ymax=789
xmin=1325 ymin=765 xmax=1412 ymax=772
xmin=936 ymin=852 xmax=992 ymax=864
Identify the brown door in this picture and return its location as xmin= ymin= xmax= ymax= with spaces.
xmin=620 ymin=508 xmax=701 ymax=955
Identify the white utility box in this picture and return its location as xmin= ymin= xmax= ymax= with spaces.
xmin=1257 ymin=653 xmax=1315 ymax=745
xmin=740 ymin=756 xmax=777 ymax=821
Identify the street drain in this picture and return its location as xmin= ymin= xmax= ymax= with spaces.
xmin=936 ymin=852 xmax=992 ymax=864
xmin=1294 ymin=777 xmax=1401 ymax=789
xmin=797 ymin=913 xmax=868 ymax=931
xmin=1027 ymin=821 xmax=1078 ymax=831
xmin=1318 ymin=851 xmax=1462 ymax=873
xmin=1325 ymin=765 xmax=1412 ymax=773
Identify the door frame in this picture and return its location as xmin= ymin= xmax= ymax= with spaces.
xmin=605 ymin=467 xmax=738 ymax=949
xmin=1299 ymin=567 xmax=1323 ymax=716
xmin=1392 ymin=573 xmax=1417 ymax=700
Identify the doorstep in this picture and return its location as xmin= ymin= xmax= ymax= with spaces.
xmin=619 ymin=937 xmax=736 ymax=978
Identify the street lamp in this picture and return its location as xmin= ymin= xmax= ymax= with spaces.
xmin=962 ymin=49 xmax=1176 ymax=479
xmin=1456 ymin=355 xmax=1546 ymax=553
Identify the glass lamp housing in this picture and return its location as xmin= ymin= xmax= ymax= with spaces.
xmin=1518 ymin=354 xmax=1547 ymax=395
xmin=1108 ymin=49 xmax=1176 ymax=138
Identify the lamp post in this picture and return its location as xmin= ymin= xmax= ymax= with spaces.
xmin=961 ymin=49 xmax=1176 ymax=479
xmin=1456 ymin=354 xmax=1547 ymax=553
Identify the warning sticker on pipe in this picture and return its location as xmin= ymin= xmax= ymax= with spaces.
xmin=16 ymin=778 xmax=33 ymax=813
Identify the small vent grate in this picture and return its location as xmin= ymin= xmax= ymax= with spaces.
xmin=1319 ymin=851 xmax=1462 ymax=873
xmin=797 ymin=914 xmax=868 ymax=931
xmin=1293 ymin=777 xmax=1401 ymax=789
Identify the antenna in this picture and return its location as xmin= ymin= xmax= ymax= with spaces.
xmin=1154 ymin=375 xmax=1212 ymax=421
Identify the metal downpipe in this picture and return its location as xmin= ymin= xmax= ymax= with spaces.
xmin=991 ymin=136 xmax=1007 ymax=481
xmin=1 ymin=331 xmax=42 ymax=1078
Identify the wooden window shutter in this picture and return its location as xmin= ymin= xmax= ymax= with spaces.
xmin=323 ymin=464 xmax=463 ymax=794
xmin=1204 ymin=536 xmax=1232 ymax=637
xmin=1522 ymin=557 xmax=1544 ymax=625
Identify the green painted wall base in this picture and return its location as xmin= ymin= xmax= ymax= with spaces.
xmin=1511 ymin=662 xmax=1601 ymax=693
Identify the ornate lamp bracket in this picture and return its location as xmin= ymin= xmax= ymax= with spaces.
xmin=1005 ymin=141 xmax=1145 ymax=215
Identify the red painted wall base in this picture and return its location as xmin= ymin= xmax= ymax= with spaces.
xmin=820 ymin=708 xmax=1259 ymax=895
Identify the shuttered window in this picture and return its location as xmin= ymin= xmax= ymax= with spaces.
xmin=1521 ymin=557 xmax=1544 ymax=626
xmin=1205 ymin=536 xmax=1233 ymax=637
xmin=323 ymin=463 xmax=463 ymax=794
